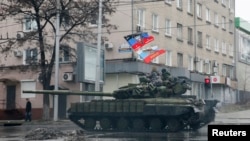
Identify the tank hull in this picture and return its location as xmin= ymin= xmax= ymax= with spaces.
xmin=68 ymin=98 xmax=218 ymax=132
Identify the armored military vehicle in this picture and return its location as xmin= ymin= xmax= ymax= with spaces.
xmin=68 ymin=68 xmax=218 ymax=132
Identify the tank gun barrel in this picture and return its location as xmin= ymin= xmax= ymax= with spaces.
xmin=22 ymin=90 xmax=113 ymax=97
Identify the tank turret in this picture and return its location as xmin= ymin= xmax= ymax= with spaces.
xmin=112 ymin=68 xmax=191 ymax=99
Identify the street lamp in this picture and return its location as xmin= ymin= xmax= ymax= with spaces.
xmin=53 ymin=0 xmax=60 ymax=121
xmin=95 ymin=0 xmax=103 ymax=94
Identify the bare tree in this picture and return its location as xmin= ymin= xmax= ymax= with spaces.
xmin=0 ymin=0 xmax=118 ymax=120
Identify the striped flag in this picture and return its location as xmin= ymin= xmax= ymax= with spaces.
xmin=124 ymin=32 xmax=166 ymax=64
xmin=124 ymin=32 xmax=154 ymax=51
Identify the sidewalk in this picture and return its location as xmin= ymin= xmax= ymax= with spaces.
xmin=0 ymin=120 xmax=24 ymax=126
xmin=214 ymin=109 xmax=250 ymax=124
xmin=22 ymin=119 xmax=72 ymax=125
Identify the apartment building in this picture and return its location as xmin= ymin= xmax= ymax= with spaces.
xmin=103 ymin=0 xmax=237 ymax=103
xmin=0 ymin=0 xmax=238 ymax=120
xmin=235 ymin=17 xmax=250 ymax=103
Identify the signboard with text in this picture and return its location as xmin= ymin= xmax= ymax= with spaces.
xmin=76 ymin=42 xmax=104 ymax=84
xmin=211 ymin=76 xmax=220 ymax=84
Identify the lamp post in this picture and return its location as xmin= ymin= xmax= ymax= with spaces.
xmin=95 ymin=0 xmax=102 ymax=93
xmin=53 ymin=0 xmax=60 ymax=121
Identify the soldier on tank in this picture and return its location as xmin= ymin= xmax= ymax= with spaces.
xmin=148 ymin=67 xmax=162 ymax=86
xmin=161 ymin=68 xmax=170 ymax=81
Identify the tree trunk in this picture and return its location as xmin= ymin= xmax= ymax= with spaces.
xmin=43 ymin=94 xmax=50 ymax=120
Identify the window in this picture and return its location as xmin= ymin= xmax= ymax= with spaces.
xmin=206 ymin=8 xmax=210 ymax=22
xmin=228 ymin=44 xmax=233 ymax=57
xmin=228 ymin=0 xmax=234 ymax=9
xmin=61 ymin=10 xmax=70 ymax=27
xmin=59 ymin=46 xmax=70 ymax=62
xmin=239 ymin=36 xmax=250 ymax=62
xmin=229 ymin=19 xmax=233 ymax=33
xmin=152 ymin=14 xmax=159 ymax=32
xmin=165 ymin=19 xmax=171 ymax=36
xmin=214 ymin=38 xmax=219 ymax=52
xmin=222 ymin=65 xmax=234 ymax=78
xmin=165 ymin=0 xmax=172 ymax=4
xmin=204 ymin=60 xmax=211 ymax=74
xmin=229 ymin=67 xmax=234 ymax=78
xmin=187 ymin=0 xmax=193 ymax=14
xmin=177 ymin=53 xmax=183 ymax=67
xmin=21 ymin=80 xmax=36 ymax=98
xmin=221 ymin=41 xmax=227 ymax=54
xmin=222 ymin=64 xmax=226 ymax=76
xmin=23 ymin=48 xmax=38 ymax=65
xmin=198 ymin=59 xmax=203 ymax=73
xmin=212 ymin=63 xmax=220 ymax=75
xmin=221 ymin=0 xmax=226 ymax=6
xmin=188 ymin=56 xmax=194 ymax=70
xmin=89 ymin=13 xmax=98 ymax=27
xmin=197 ymin=3 xmax=202 ymax=18
xmin=206 ymin=35 xmax=211 ymax=50
xmin=177 ymin=0 xmax=183 ymax=9
xmin=177 ymin=23 xmax=183 ymax=40
xmin=214 ymin=12 xmax=219 ymax=27
xmin=188 ymin=27 xmax=193 ymax=44
xmin=165 ymin=50 xmax=172 ymax=66
xmin=197 ymin=31 xmax=202 ymax=47
xmin=23 ymin=16 xmax=38 ymax=32
xmin=137 ymin=9 xmax=145 ymax=28
xmin=222 ymin=16 xmax=226 ymax=29
xmin=152 ymin=57 xmax=159 ymax=64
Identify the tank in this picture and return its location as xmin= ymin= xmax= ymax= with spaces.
xmin=67 ymin=68 xmax=218 ymax=132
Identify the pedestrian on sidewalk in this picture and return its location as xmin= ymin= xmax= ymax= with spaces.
xmin=25 ymin=98 xmax=32 ymax=122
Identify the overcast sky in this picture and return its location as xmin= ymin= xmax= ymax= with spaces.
xmin=235 ymin=0 xmax=250 ymax=22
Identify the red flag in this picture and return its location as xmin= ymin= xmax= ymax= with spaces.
xmin=143 ymin=49 xmax=166 ymax=64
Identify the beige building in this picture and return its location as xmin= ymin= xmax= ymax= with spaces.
xmin=103 ymin=0 xmax=237 ymax=103
xmin=0 ymin=0 xmax=237 ymax=120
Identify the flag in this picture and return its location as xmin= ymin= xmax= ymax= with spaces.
xmin=143 ymin=49 xmax=166 ymax=64
xmin=138 ymin=46 xmax=166 ymax=64
xmin=124 ymin=32 xmax=166 ymax=64
xmin=124 ymin=32 xmax=154 ymax=51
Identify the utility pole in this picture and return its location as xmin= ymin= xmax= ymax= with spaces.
xmin=131 ymin=0 xmax=134 ymax=33
xmin=194 ymin=0 xmax=197 ymax=72
xmin=53 ymin=0 xmax=60 ymax=121
xmin=95 ymin=0 xmax=102 ymax=94
xmin=131 ymin=0 xmax=135 ymax=59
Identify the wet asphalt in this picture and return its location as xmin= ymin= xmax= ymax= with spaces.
xmin=0 ymin=110 xmax=250 ymax=141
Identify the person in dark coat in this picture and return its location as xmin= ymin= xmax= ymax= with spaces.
xmin=25 ymin=98 xmax=32 ymax=122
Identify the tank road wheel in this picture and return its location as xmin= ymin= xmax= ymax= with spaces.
xmin=117 ymin=118 xmax=129 ymax=130
xmin=132 ymin=118 xmax=145 ymax=131
xmin=190 ymin=122 xmax=201 ymax=130
xmin=167 ymin=118 xmax=183 ymax=132
xmin=85 ymin=118 xmax=96 ymax=130
xmin=206 ymin=110 xmax=216 ymax=122
xmin=100 ymin=118 xmax=112 ymax=130
xmin=150 ymin=118 xmax=162 ymax=131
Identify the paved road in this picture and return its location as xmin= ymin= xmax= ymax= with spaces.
xmin=0 ymin=110 xmax=250 ymax=141
xmin=214 ymin=109 xmax=250 ymax=124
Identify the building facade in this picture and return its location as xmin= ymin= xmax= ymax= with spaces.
xmin=103 ymin=0 xmax=237 ymax=103
xmin=0 ymin=0 xmax=238 ymax=120
xmin=235 ymin=17 xmax=250 ymax=103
